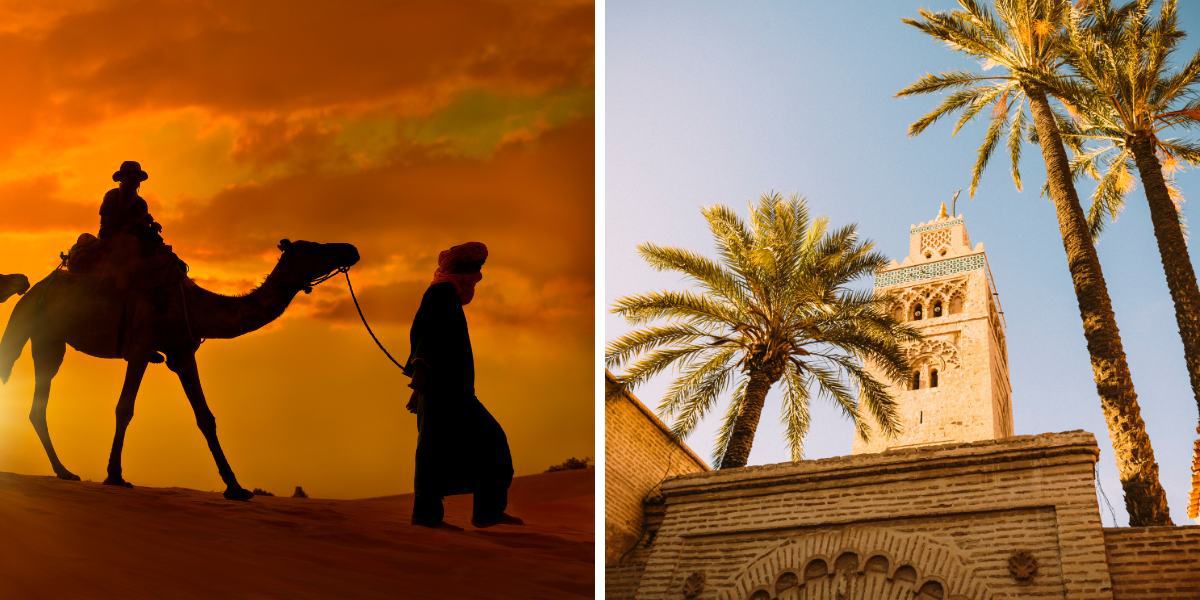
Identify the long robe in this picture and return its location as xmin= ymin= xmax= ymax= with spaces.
xmin=405 ymin=282 xmax=513 ymax=499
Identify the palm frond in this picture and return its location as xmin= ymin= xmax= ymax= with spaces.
xmin=660 ymin=347 xmax=739 ymax=437
xmin=1008 ymin=103 xmax=1028 ymax=190
xmin=780 ymin=363 xmax=811 ymax=462
xmin=605 ymin=323 xmax=719 ymax=369
xmin=1087 ymin=152 xmax=1133 ymax=240
xmin=637 ymin=242 xmax=751 ymax=309
xmin=969 ymin=99 xmax=1012 ymax=197
xmin=611 ymin=290 xmax=741 ymax=327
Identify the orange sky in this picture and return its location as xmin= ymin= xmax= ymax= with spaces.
xmin=0 ymin=0 xmax=594 ymax=498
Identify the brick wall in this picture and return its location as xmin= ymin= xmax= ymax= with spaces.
xmin=1104 ymin=526 xmax=1200 ymax=599
xmin=626 ymin=431 xmax=1115 ymax=599
xmin=604 ymin=373 xmax=707 ymax=587
xmin=606 ymin=501 xmax=665 ymax=600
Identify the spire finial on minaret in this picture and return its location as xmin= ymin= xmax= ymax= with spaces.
xmin=938 ymin=201 xmax=948 ymax=220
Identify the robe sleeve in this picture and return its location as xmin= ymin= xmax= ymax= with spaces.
xmin=405 ymin=284 xmax=458 ymax=392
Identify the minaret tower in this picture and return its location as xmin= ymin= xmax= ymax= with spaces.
xmin=852 ymin=203 xmax=1013 ymax=454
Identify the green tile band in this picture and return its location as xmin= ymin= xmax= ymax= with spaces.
xmin=876 ymin=253 xmax=985 ymax=288
xmin=910 ymin=217 xmax=963 ymax=233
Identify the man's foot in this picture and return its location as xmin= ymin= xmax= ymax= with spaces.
xmin=54 ymin=468 xmax=81 ymax=481
xmin=472 ymin=513 xmax=524 ymax=528
xmin=223 ymin=486 xmax=254 ymax=501
xmin=103 ymin=476 xmax=134 ymax=488
xmin=411 ymin=519 xmax=463 ymax=532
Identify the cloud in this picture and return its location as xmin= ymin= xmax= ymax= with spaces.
xmin=0 ymin=176 xmax=94 ymax=232
xmin=0 ymin=0 xmax=594 ymax=149
xmin=165 ymin=116 xmax=595 ymax=283
xmin=314 ymin=269 xmax=592 ymax=328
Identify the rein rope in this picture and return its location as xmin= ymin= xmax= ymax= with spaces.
xmin=303 ymin=267 xmax=345 ymax=293
xmin=341 ymin=269 xmax=406 ymax=370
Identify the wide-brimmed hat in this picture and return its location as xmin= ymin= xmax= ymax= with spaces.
xmin=112 ymin=161 xmax=149 ymax=182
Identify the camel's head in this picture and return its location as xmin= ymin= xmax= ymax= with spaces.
xmin=0 ymin=274 xmax=30 ymax=303
xmin=276 ymin=239 xmax=360 ymax=293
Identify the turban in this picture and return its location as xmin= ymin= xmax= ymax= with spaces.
xmin=431 ymin=242 xmax=488 ymax=305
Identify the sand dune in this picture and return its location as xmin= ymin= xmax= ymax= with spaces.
xmin=0 ymin=468 xmax=593 ymax=599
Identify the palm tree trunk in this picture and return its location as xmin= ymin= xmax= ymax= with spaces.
xmin=720 ymin=368 xmax=778 ymax=469
xmin=1129 ymin=135 xmax=1200 ymax=416
xmin=1026 ymin=89 xmax=1172 ymax=526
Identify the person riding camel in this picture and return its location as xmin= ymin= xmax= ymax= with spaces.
xmin=100 ymin=161 xmax=163 ymax=249
xmin=72 ymin=161 xmax=188 ymax=364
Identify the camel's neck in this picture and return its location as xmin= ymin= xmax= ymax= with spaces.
xmin=186 ymin=264 xmax=304 ymax=340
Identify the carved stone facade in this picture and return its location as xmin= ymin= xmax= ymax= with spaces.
xmin=854 ymin=209 xmax=1012 ymax=454
xmin=607 ymin=431 xmax=1200 ymax=599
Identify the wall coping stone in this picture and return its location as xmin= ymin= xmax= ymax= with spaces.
xmin=660 ymin=430 xmax=1099 ymax=500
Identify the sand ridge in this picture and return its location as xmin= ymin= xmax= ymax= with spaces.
xmin=0 ymin=468 xmax=594 ymax=599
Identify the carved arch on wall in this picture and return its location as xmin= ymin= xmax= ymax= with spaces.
xmin=894 ymin=276 xmax=969 ymax=322
xmin=908 ymin=338 xmax=960 ymax=371
xmin=720 ymin=528 xmax=994 ymax=600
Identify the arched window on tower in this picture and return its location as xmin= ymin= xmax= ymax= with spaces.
xmin=930 ymin=368 xmax=939 ymax=388
xmin=932 ymin=300 xmax=943 ymax=318
xmin=912 ymin=303 xmax=923 ymax=321
xmin=949 ymin=295 xmax=964 ymax=314
xmin=911 ymin=370 xmax=921 ymax=390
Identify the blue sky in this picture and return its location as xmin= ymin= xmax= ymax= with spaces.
xmin=606 ymin=0 xmax=1200 ymax=525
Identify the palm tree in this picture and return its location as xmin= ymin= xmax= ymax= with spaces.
xmin=606 ymin=194 xmax=917 ymax=468
xmin=896 ymin=0 xmax=1171 ymax=525
xmin=1057 ymin=0 xmax=1200 ymax=465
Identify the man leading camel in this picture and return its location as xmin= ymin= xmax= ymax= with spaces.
xmin=404 ymin=242 xmax=522 ymax=529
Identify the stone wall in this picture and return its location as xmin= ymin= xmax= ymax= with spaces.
xmin=604 ymin=373 xmax=707 ymax=576
xmin=1104 ymin=526 xmax=1200 ymax=599
xmin=623 ymin=432 xmax=1116 ymax=599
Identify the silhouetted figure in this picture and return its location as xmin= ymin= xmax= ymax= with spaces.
xmin=100 ymin=161 xmax=163 ymax=248
xmin=404 ymin=242 xmax=521 ymax=529
xmin=292 ymin=486 xmax=308 ymax=499
xmin=0 ymin=274 xmax=29 ymax=303
xmin=66 ymin=162 xmax=192 ymax=364
xmin=0 ymin=238 xmax=359 ymax=500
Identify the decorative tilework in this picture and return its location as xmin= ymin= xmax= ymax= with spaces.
xmin=876 ymin=253 xmax=985 ymax=288
xmin=911 ymin=217 xmax=964 ymax=233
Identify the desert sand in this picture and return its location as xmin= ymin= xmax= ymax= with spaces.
xmin=0 ymin=468 xmax=593 ymax=599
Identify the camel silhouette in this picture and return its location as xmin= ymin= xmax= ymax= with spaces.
xmin=0 ymin=274 xmax=29 ymax=303
xmin=0 ymin=239 xmax=359 ymax=500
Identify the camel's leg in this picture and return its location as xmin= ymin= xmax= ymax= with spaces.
xmin=104 ymin=359 xmax=148 ymax=487
xmin=29 ymin=338 xmax=76 ymax=481
xmin=168 ymin=351 xmax=252 ymax=501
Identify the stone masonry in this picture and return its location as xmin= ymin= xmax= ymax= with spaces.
xmin=855 ymin=207 xmax=1012 ymax=453
xmin=613 ymin=431 xmax=1200 ymax=599
xmin=606 ymin=371 xmax=708 ymax=597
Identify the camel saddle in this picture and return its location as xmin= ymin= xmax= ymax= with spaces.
xmin=66 ymin=232 xmax=188 ymax=289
